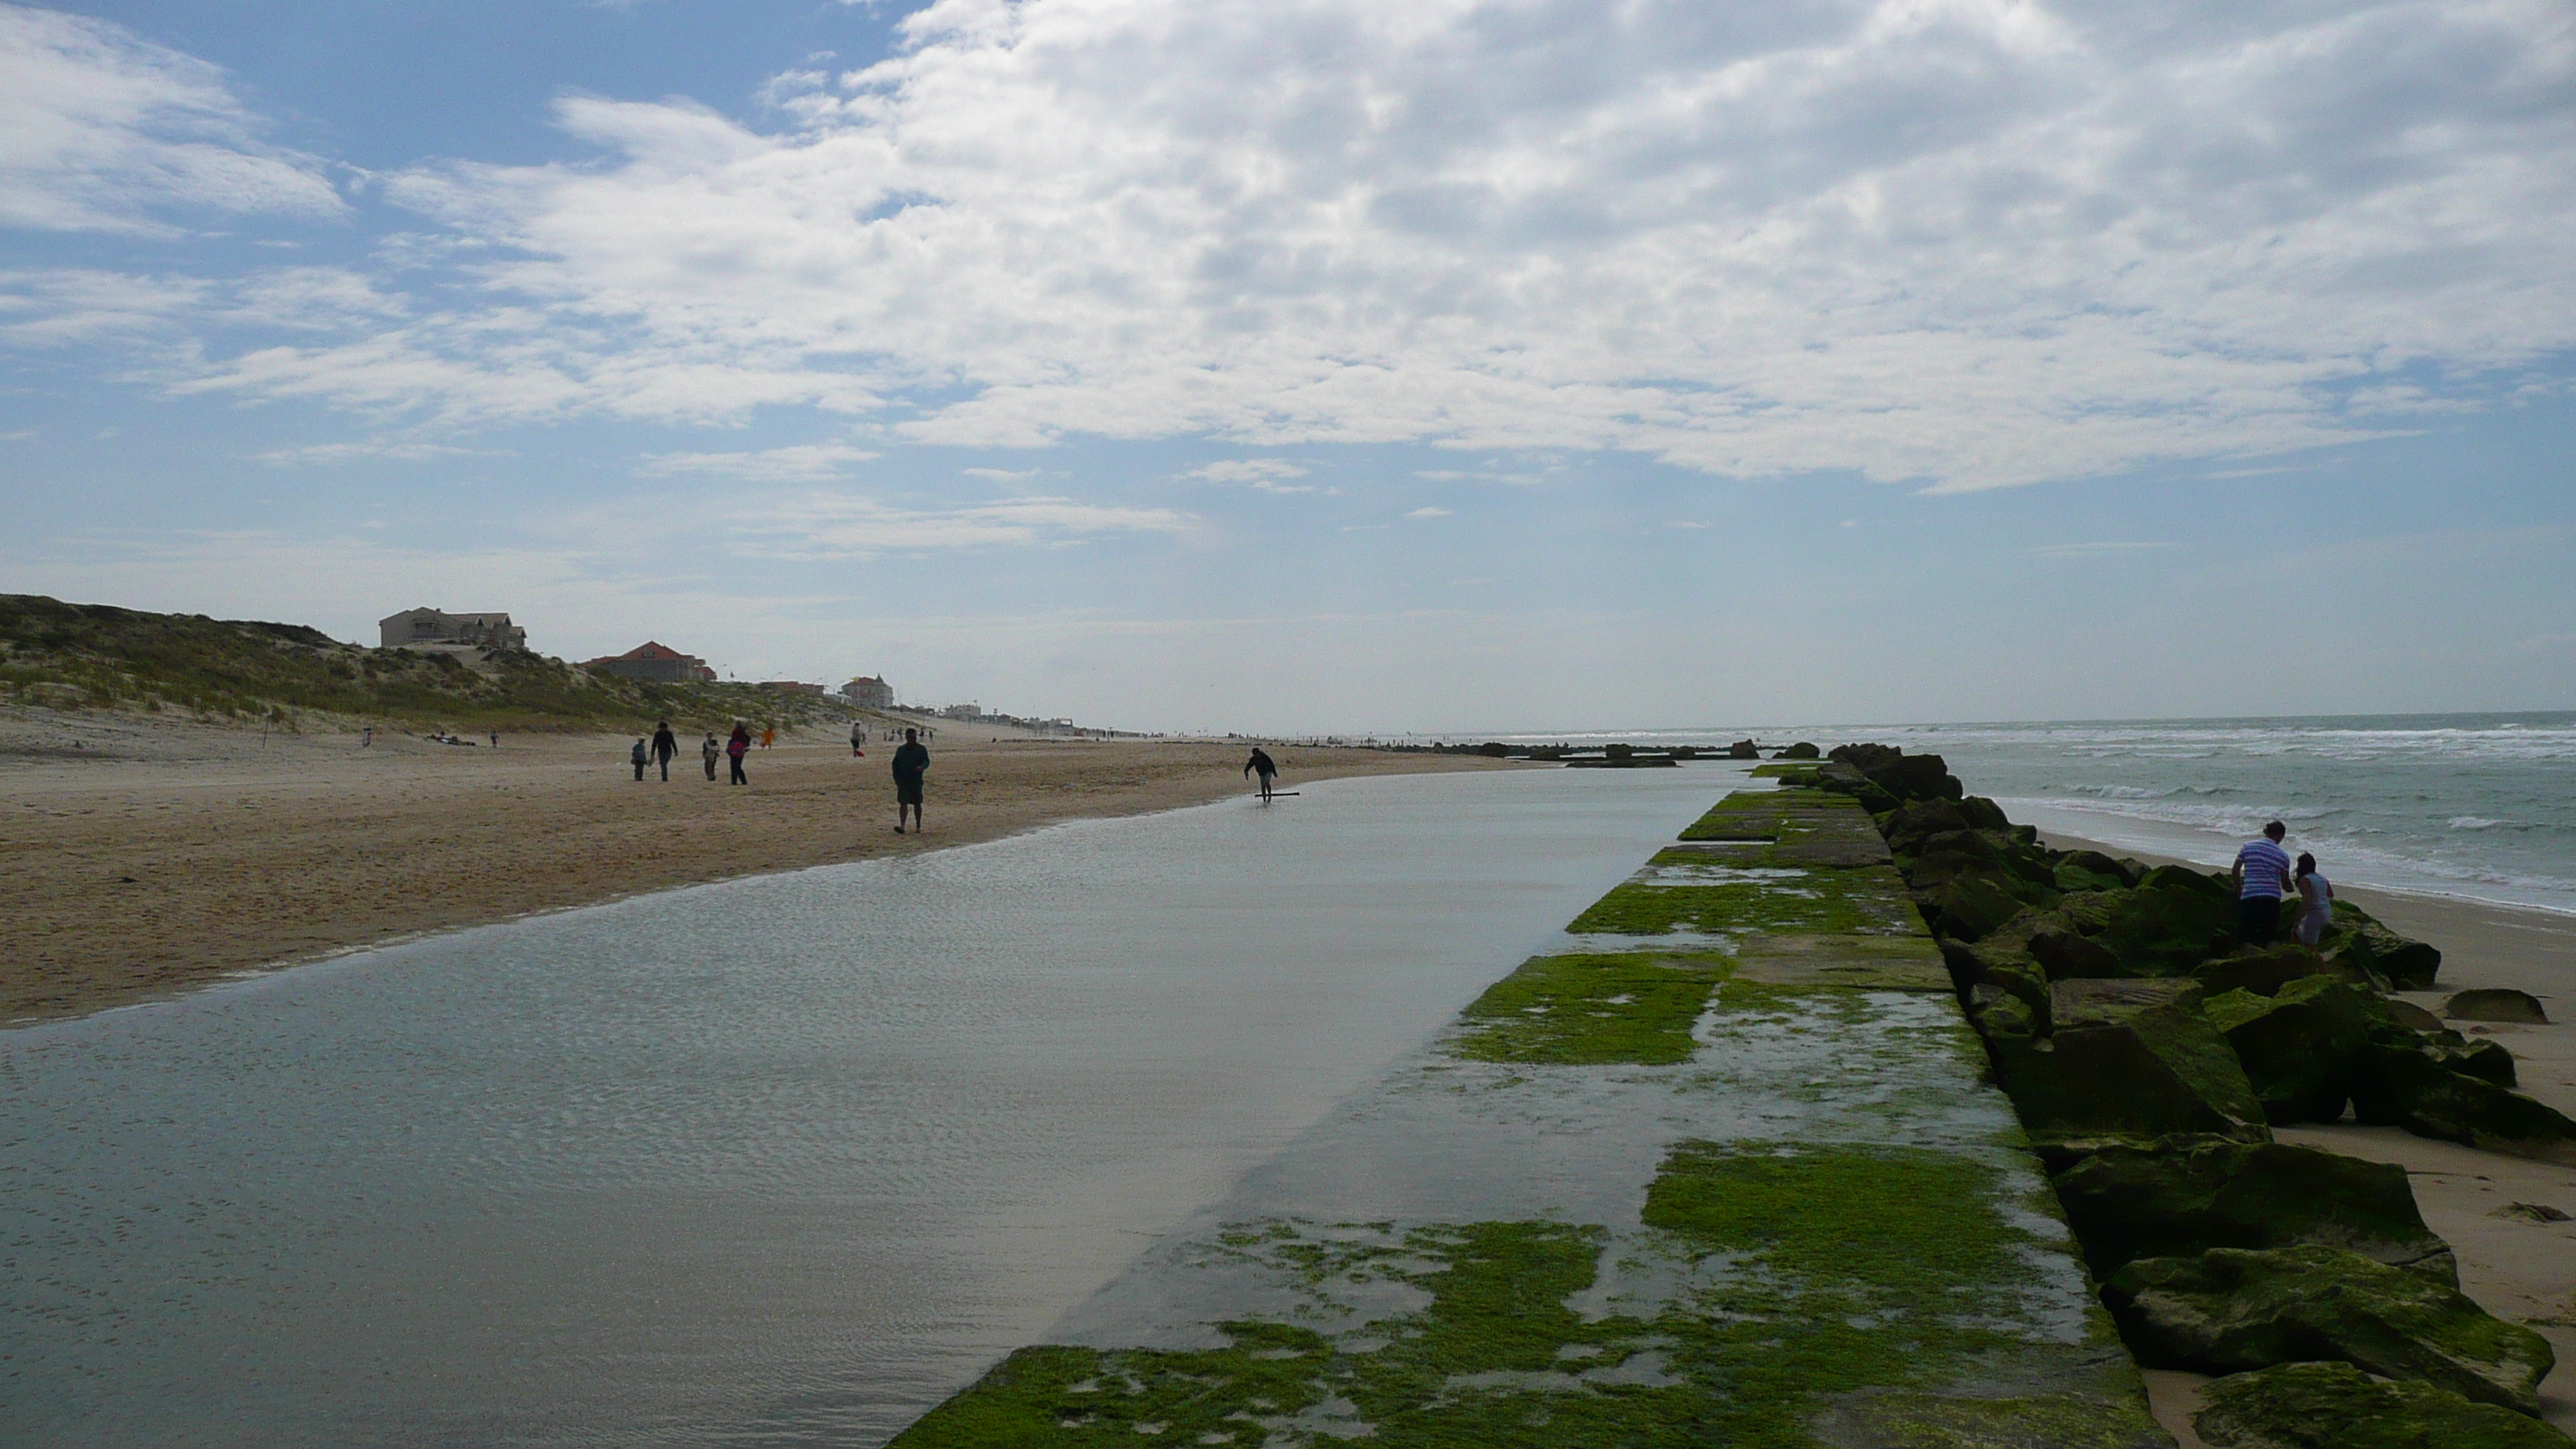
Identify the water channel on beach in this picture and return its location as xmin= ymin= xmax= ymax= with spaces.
xmin=3 ymin=763 xmax=1740 ymax=1447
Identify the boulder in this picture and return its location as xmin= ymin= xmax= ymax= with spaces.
xmin=2381 ymin=998 xmax=2445 ymax=1032
xmin=1777 ymin=741 xmax=1820 ymax=760
xmin=2192 ymin=945 xmax=2350 ymax=999
xmin=1824 ymin=743 xmax=1963 ymax=803
xmin=1725 ymin=738 xmax=1759 ymax=759
xmin=1967 ymin=983 xmax=2042 ymax=1044
xmin=1919 ymin=871 xmax=2030 ymax=943
xmin=2054 ymin=849 xmax=2142 ymax=892
xmin=2204 ymin=976 xmax=2374 ymax=1124
xmin=2030 ymin=926 xmax=2127 ymax=981
xmin=2048 ymin=1139 xmax=2456 ymax=1284
xmin=2089 ymin=880 xmax=2240 ymax=977
xmin=2351 ymin=1034 xmax=2576 ymax=1163
xmin=1882 ymin=796 xmax=2011 ymax=851
xmin=2104 ymin=1245 xmax=2554 ymax=1414
xmin=2447 ymin=988 xmax=2549 ymax=1025
xmin=1985 ymin=980 xmax=2269 ymax=1147
xmin=2325 ymin=905 xmax=2443 ymax=990
xmin=2195 ymin=1362 xmax=2568 ymax=1449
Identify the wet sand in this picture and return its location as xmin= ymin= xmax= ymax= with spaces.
xmin=0 ymin=711 xmax=1522 ymax=1025
xmin=2041 ymin=824 xmax=2576 ymax=1435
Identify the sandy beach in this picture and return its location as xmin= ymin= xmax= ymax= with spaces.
xmin=0 ymin=710 xmax=1523 ymax=1025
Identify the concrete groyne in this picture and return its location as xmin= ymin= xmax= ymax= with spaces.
xmin=890 ymin=772 xmax=2168 ymax=1446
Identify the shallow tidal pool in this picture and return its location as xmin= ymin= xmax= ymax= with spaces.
xmin=0 ymin=763 xmax=1736 ymax=1448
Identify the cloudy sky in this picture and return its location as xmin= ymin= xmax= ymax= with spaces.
xmin=2 ymin=0 xmax=2570 ymax=733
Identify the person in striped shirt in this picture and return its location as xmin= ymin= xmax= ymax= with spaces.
xmin=2231 ymin=820 xmax=2296 ymax=944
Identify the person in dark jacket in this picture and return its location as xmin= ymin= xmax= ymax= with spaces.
xmin=892 ymin=728 xmax=930 ymax=833
xmin=1244 ymin=747 xmax=1279 ymax=801
xmin=727 ymin=721 xmax=752 ymax=786
xmin=649 ymin=720 xmax=678 ymax=781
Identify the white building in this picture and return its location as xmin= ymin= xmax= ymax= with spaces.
xmin=840 ymin=676 xmax=896 ymax=709
xmin=379 ymin=608 xmax=526 ymax=650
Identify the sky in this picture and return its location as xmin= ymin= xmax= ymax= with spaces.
xmin=1 ymin=0 xmax=2571 ymax=735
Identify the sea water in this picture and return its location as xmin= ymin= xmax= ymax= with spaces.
xmin=1484 ymin=713 xmax=2576 ymax=917
xmin=0 ymin=765 xmax=1731 ymax=1448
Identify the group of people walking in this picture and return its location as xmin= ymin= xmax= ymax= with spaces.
xmin=628 ymin=721 xmax=937 ymax=831
xmin=2232 ymin=819 xmax=2337 ymax=947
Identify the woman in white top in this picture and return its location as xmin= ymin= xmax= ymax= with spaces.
xmin=2294 ymin=852 xmax=2335 ymax=947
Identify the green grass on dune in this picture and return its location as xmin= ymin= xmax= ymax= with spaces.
xmin=0 ymin=592 xmax=854 ymax=731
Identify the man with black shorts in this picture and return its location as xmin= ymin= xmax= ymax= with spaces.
xmin=892 ymin=728 xmax=930 ymax=834
xmin=2231 ymin=820 xmax=2294 ymax=944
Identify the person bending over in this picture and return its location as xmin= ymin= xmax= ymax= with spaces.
xmin=1244 ymin=747 xmax=1279 ymax=802
xmin=2293 ymin=852 xmax=2336 ymax=947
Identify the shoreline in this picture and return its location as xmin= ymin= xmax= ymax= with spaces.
xmin=2 ymin=714 xmax=1533 ymax=1026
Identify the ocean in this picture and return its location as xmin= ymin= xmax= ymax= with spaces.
xmin=1482 ymin=713 xmax=2576 ymax=918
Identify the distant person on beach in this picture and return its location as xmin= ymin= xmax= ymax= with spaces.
xmin=650 ymin=720 xmax=678 ymax=782
xmin=762 ymin=726 xmax=776 ymax=750
xmin=490 ymin=731 xmax=500 ymax=749
xmin=630 ymin=738 xmax=649 ymax=782
xmin=361 ymin=726 xmax=372 ymax=747
xmin=2294 ymin=852 xmax=2337 ymax=947
xmin=1244 ymin=747 xmax=1279 ymax=802
xmin=701 ymin=731 xmax=721 ymax=781
xmin=892 ymin=728 xmax=930 ymax=833
xmin=851 ymin=721 xmax=866 ymax=758
xmin=727 ymin=721 xmax=752 ymax=785
xmin=2231 ymin=820 xmax=2295 ymax=944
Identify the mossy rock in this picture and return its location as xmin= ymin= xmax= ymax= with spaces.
xmin=2088 ymin=882 xmax=2239 ymax=978
xmin=2321 ymin=903 xmax=2444 ymax=991
xmin=2195 ymin=1361 xmax=2573 ymax=1448
xmin=2193 ymin=945 xmax=2354 ymax=999
xmin=2205 ymin=975 xmax=2375 ymax=1125
xmin=2104 ymin=1245 xmax=2554 ymax=1414
xmin=1921 ymin=870 xmax=2036 ymax=943
xmin=2048 ymin=1139 xmax=2455 ymax=1284
xmin=2054 ymin=849 xmax=2145 ymax=892
xmin=1985 ymin=981 xmax=2269 ymax=1147
xmin=2351 ymin=1035 xmax=2576 ymax=1164
xmin=2447 ymin=988 xmax=2548 ymax=1025
xmin=1777 ymin=741 xmax=1821 ymax=759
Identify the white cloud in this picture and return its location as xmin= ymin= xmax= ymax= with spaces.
xmin=2029 ymin=540 xmax=2178 ymax=558
xmin=0 ymin=4 xmax=344 ymax=235
xmin=1405 ymin=505 xmax=1452 ymax=519
xmin=15 ymin=1 xmax=2576 ymax=490
xmin=961 ymin=465 xmax=1039 ymax=480
xmin=637 ymin=443 xmax=882 ymax=481
xmin=253 ymin=440 xmax=491 ymax=466
xmin=1185 ymin=457 xmax=1322 ymax=492
xmin=726 ymin=491 xmax=1193 ymax=558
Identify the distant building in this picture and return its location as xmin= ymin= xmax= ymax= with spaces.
xmin=939 ymin=702 xmax=985 ymax=720
xmin=759 ymin=680 xmax=827 ymax=696
xmin=584 ymin=641 xmax=716 ymax=683
xmin=840 ymin=676 xmax=895 ymax=709
xmin=379 ymin=607 xmax=526 ymax=651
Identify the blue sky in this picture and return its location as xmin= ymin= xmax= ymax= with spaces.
xmin=2 ymin=0 xmax=2571 ymax=734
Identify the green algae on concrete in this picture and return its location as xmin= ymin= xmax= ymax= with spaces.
xmin=1727 ymin=932 xmax=1953 ymax=992
xmin=1567 ymin=863 xmax=1924 ymax=940
xmin=1448 ymin=952 xmax=1733 ymax=1065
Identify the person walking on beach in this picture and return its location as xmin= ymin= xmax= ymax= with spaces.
xmin=630 ymin=737 xmax=650 ymax=781
xmin=851 ymin=721 xmax=866 ymax=759
xmin=762 ymin=726 xmax=776 ymax=750
xmin=892 ymin=728 xmax=930 ymax=834
xmin=2294 ymin=853 xmax=2337 ymax=947
xmin=727 ymin=721 xmax=752 ymax=786
xmin=1244 ymin=746 xmax=1279 ymax=802
xmin=701 ymin=731 xmax=721 ymax=781
xmin=650 ymin=720 xmax=678 ymax=782
xmin=2231 ymin=820 xmax=2295 ymax=944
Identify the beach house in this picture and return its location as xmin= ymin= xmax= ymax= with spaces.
xmin=840 ymin=676 xmax=895 ymax=709
xmin=584 ymin=642 xmax=717 ymax=683
xmin=379 ymin=608 xmax=527 ymax=651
